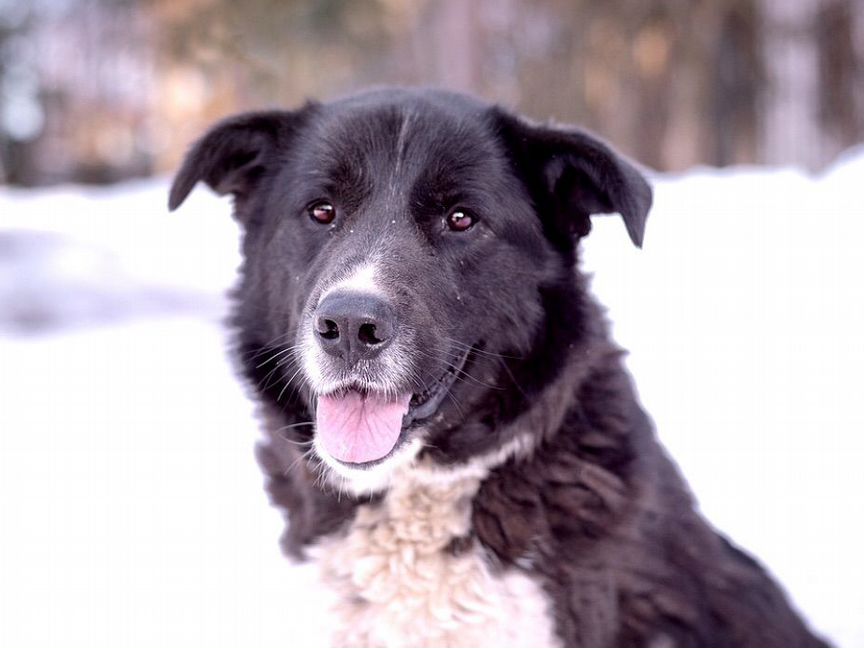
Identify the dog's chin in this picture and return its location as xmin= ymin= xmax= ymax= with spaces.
xmin=310 ymin=347 xmax=472 ymax=495
xmin=313 ymin=433 xmax=425 ymax=495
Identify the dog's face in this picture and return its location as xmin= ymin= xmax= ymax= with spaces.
xmin=170 ymin=88 xmax=651 ymax=491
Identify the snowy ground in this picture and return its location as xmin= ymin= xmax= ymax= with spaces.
xmin=1 ymin=150 xmax=863 ymax=647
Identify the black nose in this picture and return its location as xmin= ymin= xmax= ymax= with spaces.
xmin=314 ymin=292 xmax=396 ymax=366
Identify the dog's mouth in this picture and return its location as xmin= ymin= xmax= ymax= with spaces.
xmin=404 ymin=345 xmax=471 ymax=426
xmin=315 ymin=346 xmax=472 ymax=468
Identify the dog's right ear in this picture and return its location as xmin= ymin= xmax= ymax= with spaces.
xmin=168 ymin=108 xmax=309 ymax=213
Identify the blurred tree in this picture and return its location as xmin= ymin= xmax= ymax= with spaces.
xmin=816 ymin=0 xmax=864 ymax=161
xmin=1 ymin=0 xmax=862 ymax=184
xmin=0 ymin=2 xmax=39 ymax=184
xmin=146 ymin=0 xmax=404 ymax=171
xmin=152 ymin=0 xmax=775 ymax=170
xmin=152 ymin=0 xmax=395 ymax=104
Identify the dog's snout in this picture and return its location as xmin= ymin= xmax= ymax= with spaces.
xmin=314 ymin=292 xmax=395 ymax=366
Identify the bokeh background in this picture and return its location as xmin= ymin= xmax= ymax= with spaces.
xmin=1 ymin=0 xmax=863 ymax=187
xmin=2 ymin=2 xmax=864 ymax=648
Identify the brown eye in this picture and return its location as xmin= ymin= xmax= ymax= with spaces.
xmin=309 ymin=201 xmax=335 ymax=224
xmin=446 ymin=209 xmax=475 ymax=232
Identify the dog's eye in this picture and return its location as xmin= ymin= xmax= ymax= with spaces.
xmin=446 ymin=209 xmax=475 ymax=232
xmin=309 ymin=201 xmax=336 ymax=224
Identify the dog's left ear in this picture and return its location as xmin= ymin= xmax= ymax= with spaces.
xmin=492 ymin=109 xmax=652 ymax=248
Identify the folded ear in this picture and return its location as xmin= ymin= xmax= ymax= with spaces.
xmin=492 ymin=109 xmax=652 ymax=248
xmin=168 ymin=108 xmax=309 ymax=213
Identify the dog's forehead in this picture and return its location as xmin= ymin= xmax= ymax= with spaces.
xmin=270 ymin=92 xmax=542 ymax=252
xmin=305 ymin=97 xmax=500 ymax=183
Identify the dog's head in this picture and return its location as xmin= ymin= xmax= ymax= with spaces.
xmin=170 ymin=88 xmax=651 ymax=492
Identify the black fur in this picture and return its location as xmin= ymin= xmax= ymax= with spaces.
xmin=170 ymin=87 xmax=829 ymax=648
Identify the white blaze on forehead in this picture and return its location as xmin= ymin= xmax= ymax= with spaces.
xmin=318 ymin=262 xmax=383 ymax=306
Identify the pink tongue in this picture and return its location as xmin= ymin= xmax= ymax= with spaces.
xmin=316 ymin=391 xmax=411 ymax=464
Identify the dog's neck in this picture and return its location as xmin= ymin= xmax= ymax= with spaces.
xmin=310 ymin=454 xmax=561 ymax=648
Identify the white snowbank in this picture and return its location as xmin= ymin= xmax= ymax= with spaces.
xmin=1 ymin=149 xmax=862 ymax=647
xmin=584 ymin=147 xmax=864 ymax=646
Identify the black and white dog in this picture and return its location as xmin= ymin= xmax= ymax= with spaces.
xmin=169 ymin=87 xmax=829 ymax=648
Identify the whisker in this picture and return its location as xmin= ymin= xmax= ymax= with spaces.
xmin=259 ymin=356 xmax=299 ymax=392
xmin=244 ymin=334 xmax=300 ymax=359
xmin=255 ymin=344 xmax=304 ymax=368
xmin=278 ymin=363 xmax=308 ymax=402
xmin=283 ymin=446 xmax=317 ymax=477
xmin=409 ymin=345 xmax=504 ymax=391
xmin=273 ymin=420 xmax=315 ymax=436
xmin=444 ymin=337 xmax=523 ymax=360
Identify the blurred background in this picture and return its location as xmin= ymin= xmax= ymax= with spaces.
xmin=2 ymin=2 xmax=864 ymax=648
xmin=1 ymin=0 xmax=863 ymax=187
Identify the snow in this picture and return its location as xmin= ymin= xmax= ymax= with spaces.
xmin=1 ymin=149 xmax=863 ymax=647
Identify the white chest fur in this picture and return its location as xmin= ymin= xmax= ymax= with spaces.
xmin=309 ymin=471 xmax=560 ymax=648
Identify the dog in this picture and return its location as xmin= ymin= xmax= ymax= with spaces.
xmin=169 ymin=87 xmax=829 ymax=648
